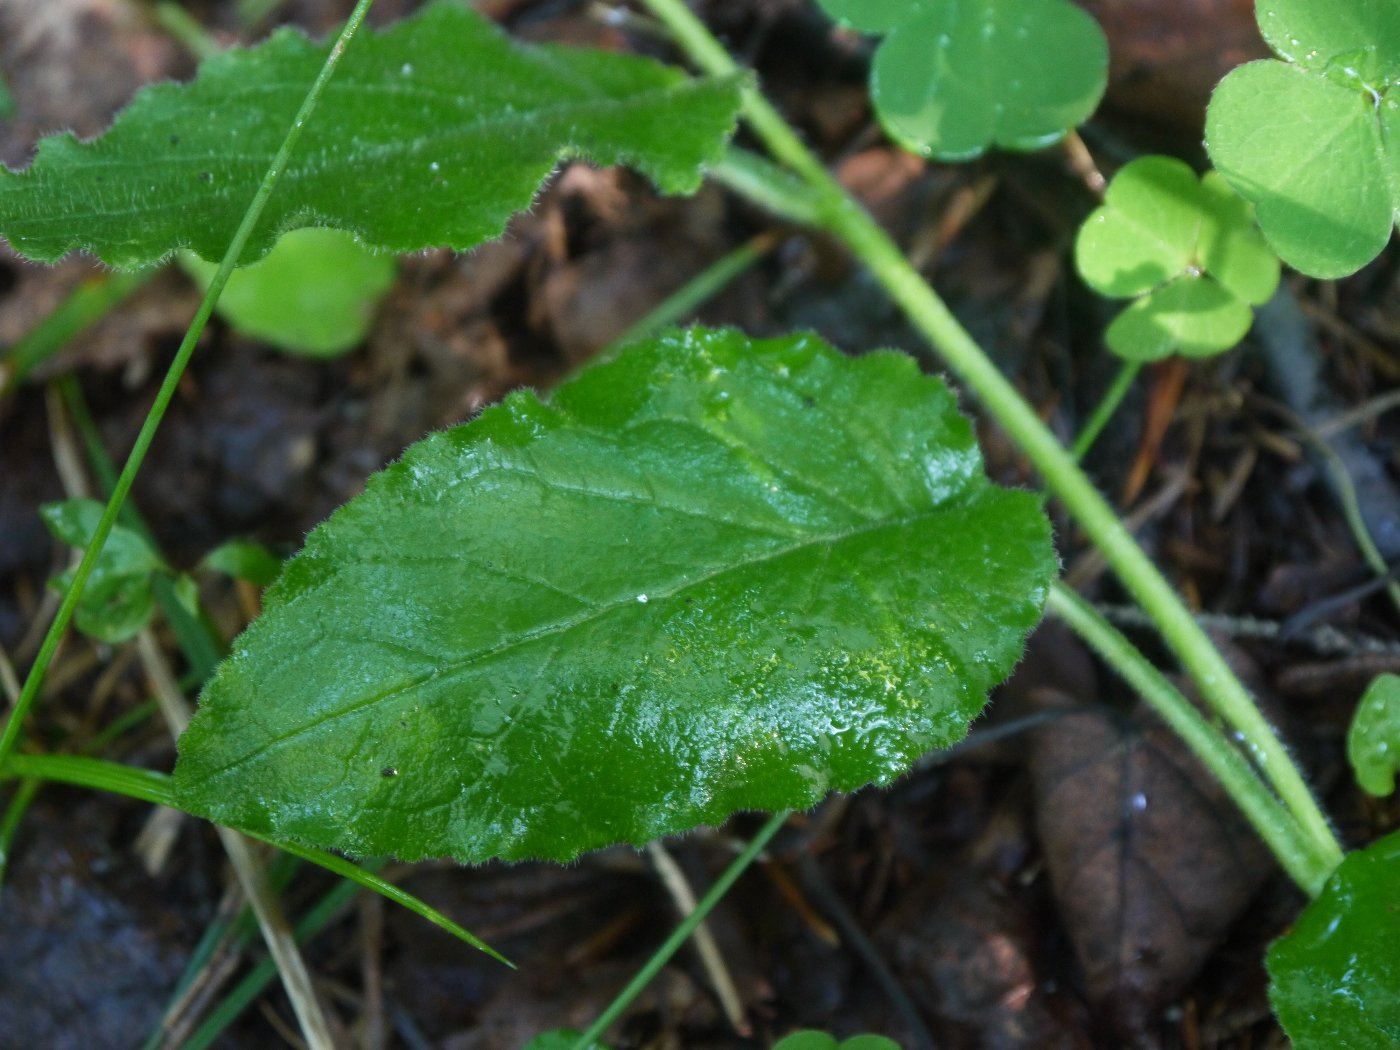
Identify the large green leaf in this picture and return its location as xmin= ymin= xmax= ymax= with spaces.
xmin=1205 ymin=0 xmax=1400 ymax=278
xmin=1267 ymin=829 xmax=1400 ymax=1049
xmin=817 ymin=0 xmax=1107 ymax=161
xmin=0 ymin=0 xmax=741 ymax=268
xmin=173 ymin=329 xmax=1055 ymax=863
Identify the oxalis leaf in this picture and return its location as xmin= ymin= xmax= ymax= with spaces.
xmin=1267 ymin=828 xmax=1400 ymax=1049
xmin=173 ymin=329 xmax=1055 ymax=863
xmin=1205 ymin=0 xmax=1400 ymax=278
xmin=1347 ymin=673 xmax=1400 ymax=797
xmin=1075 ymin=156 xmax=1280 ymax=361
xmin=816 ymin=0 xmax=1107 ymax=161
xmin=0 ymin=0 xmax=742 ymax=268
xmin=180 ymin=228 xmax=396 ymax=357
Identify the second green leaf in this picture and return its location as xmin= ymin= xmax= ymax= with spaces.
xmin=173 ymin=329 xmax=1056 ymax=864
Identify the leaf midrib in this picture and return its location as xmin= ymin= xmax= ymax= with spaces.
xmin=197 ymin=499 xmax=972 ymax=778
xmin=1 ymin=79 xmax=709 ymax=239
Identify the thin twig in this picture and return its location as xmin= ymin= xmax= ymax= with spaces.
xmin=136 ymin=629 xmax=340 ymax=1050
xmin=647 ymin=840 xmax=750 ymax=1037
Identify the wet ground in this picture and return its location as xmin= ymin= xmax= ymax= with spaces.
xmin=2 ymin=1 xmax=1398 ymax=1047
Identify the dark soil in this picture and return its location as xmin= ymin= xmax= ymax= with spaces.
xmin=2 ymin=1 xmax=1398 ymax=1048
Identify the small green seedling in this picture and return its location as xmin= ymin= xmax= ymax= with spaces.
xmin=181 ymin=227 xmax=395 ymax=356
xmin=41 ymin=498 xmax=173 ymax=643
xmin=1075 ymin=155 xmax=1280 ymax=361
xmin=199 ymin=538 xmax=284 ymax=588
xmin=815 ymin=0 xmax=1107 ymax=160
xmin=1347 ymin=673 xmax=1400 ymax=797
xmin=521 ymin=1029 xmax=612 ymax=1050
xmin=0 ymin=0 xmax=1392 ymax=1046
xmin=1206 ymin=0 xmax=1400 ymax=278
xmin=771 ymin=1031 xmax=901 ymax=1050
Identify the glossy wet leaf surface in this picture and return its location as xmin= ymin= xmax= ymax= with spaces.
xmin=1347 ymin=673 xmax=1400 ymax=797
xmin=0 ymin=0 xmax=741 ymax=268
xmin=1267 ymin=828 xmax=1400 ymax=1049
xmin=1075 ymin=155 xmax=1279 ymax=360
xmin=816 ymin=0 xmax=1107 ymax=160
xmin=1205 ymin=0 xmax=1400 ymax=278
xmin=173 ymin=329 xmax=1055 ymax=863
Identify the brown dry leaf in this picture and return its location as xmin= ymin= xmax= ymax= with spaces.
xmin=875 ymin=797 xmax=1091 ymax=1050
xmin=1029 ymin=687 xmax=1272 ymax=1038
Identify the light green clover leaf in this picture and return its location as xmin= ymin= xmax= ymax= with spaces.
xmin=1348 ymin=673 xmax=1400 ymax=797
xmin=1075 ymin=156 xmax=1280 ymax=361
xmin=1206 ymin=0 xmax=1400 ymax=278
xmin=817 ymin=0 xmax=1107 ymax=161
xmin=180 ymin=228 xmax=396 ymax=357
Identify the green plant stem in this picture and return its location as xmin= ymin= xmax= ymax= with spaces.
xmin=177 ymin=872 xmax=366 ymax=1050
xmin=57 ymin=375 xmax=226 ymax=679
xmin=0 ymin=696 xmax=157 ymax=890
xmin=639 ymin=0 xmax=1344 ymax=885
xmin=0 ymin=777 xmax=39 ymax=884
xmin=1072 ymin=359 xmax=1141 ymax=461
xmin=153 ymin=1 xmax=223 ymax=61
xmin=3 ymin=752 xmax=174 ymax=805
xmin=1046 ymin=583 xmax=1331 ymax=891
xmin=570 ymin=811 xmax=790 ymax=1050
xmin=0 ymin=0 xmax=377 ymax=773
xmin=0 ymin=751 xmax=507 ymax=963
xmin=144 ymin=850 xmax=304 ymax=1050
xmin=613 ymin=230 xmax=780 ymax=348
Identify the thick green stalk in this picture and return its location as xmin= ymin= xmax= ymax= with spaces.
xmin=1047 ymin=584 xmax=1332 ymax=892
xmin=0 ymin=0 xmax=377 ymax=769
xmin=642 ymin=0 xmax=1343 ymax=883
xmin=820 ymin=185 xmax=1342 ymax=876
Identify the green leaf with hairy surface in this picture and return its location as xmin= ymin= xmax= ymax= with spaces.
xmin=42 ymin=499 xmax=167 ymax=644
xmin=1205 ymin=0 xmax=1400 ymax=278
xmin=817 ymin=0 xmax=1107 ymax=160
xmin=0 ymin=0 xmax=741 ymax=268
xmin=1267 ymin=828 xmax=1400 ymax=1048
xmin=1076 ymin=156 xmax=1279 ymax=360
xmin=173 ymin=328 xmax=1055 ymax=863
xmin=180 ymin=228 xmax=395 ymax=356
xmin=1348 ymin=673 xmax=1400 ymax=796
